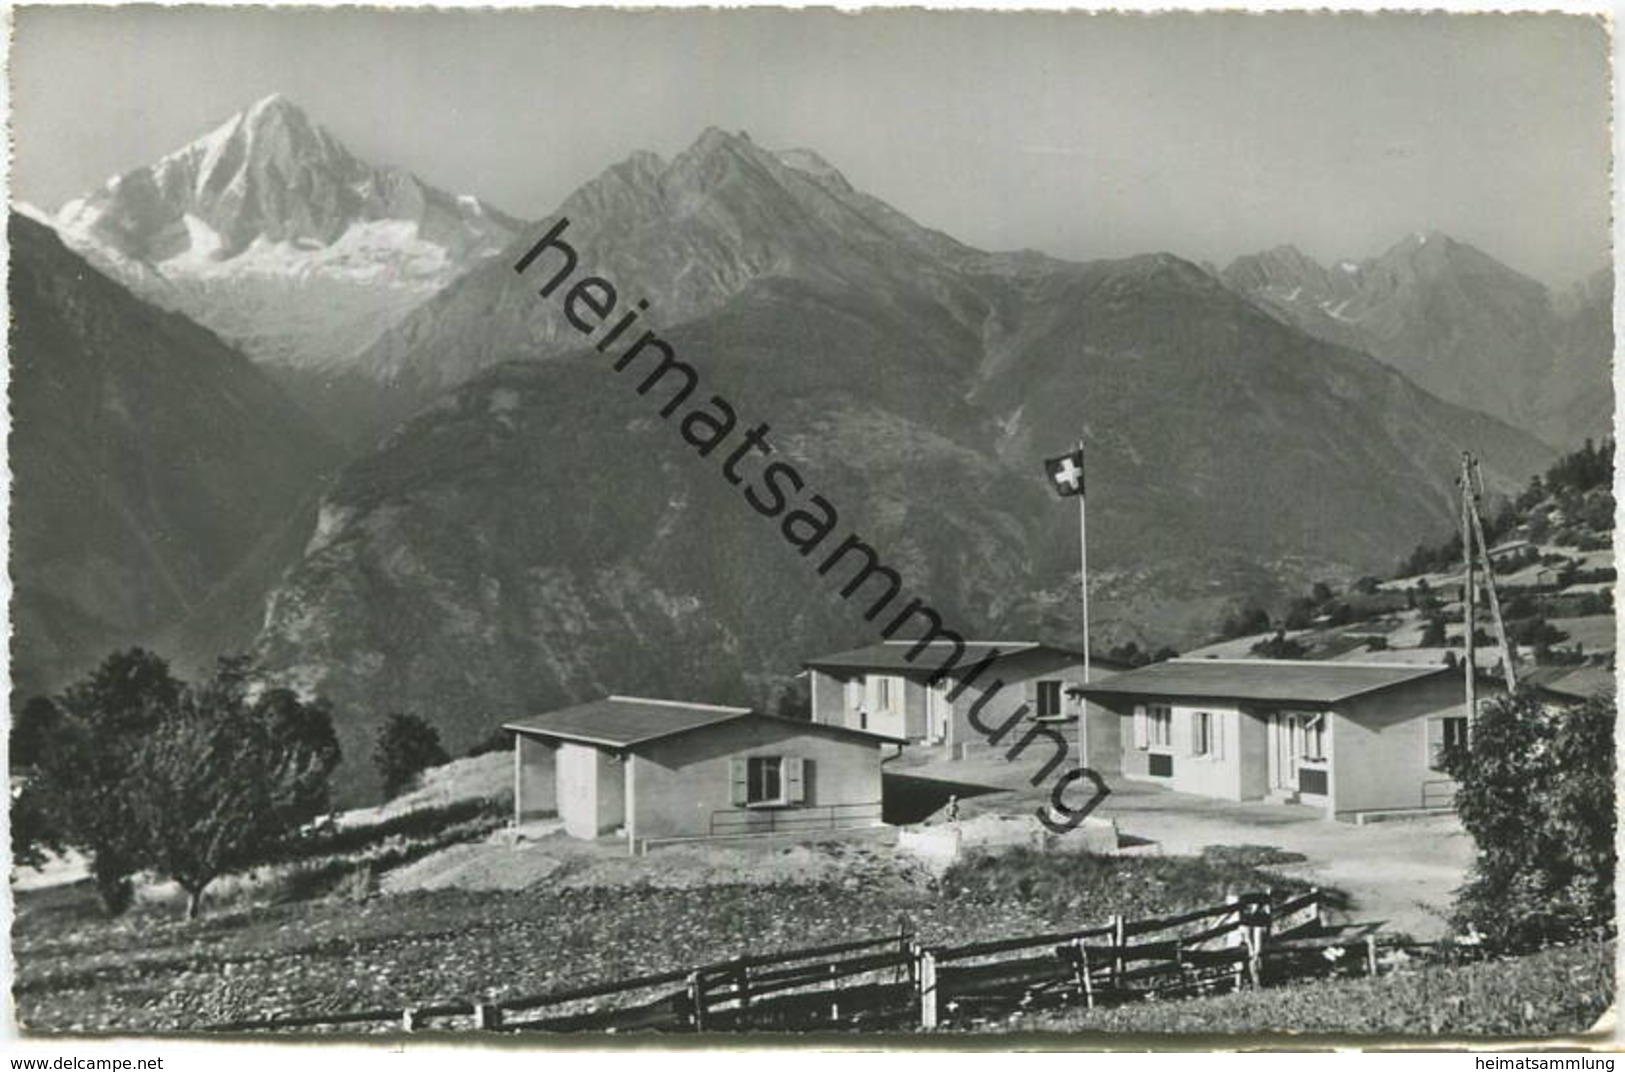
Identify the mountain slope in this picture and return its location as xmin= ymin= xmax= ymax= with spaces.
xmin=47 ymin=95 xmax=527 ymax=444
xmin=8 ymin=212 xmax=340 ymax=696
xmin=249 ymin=130 xmax=1556 ymax=802
xmin=1221 ymin=235 xmax=1611 ymax=448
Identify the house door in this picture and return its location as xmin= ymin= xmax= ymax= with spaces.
xmin=1270 ymin=712 xmax=1329 ymax=797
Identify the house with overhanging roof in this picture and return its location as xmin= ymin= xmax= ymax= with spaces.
xmin=1078 ymin=659 xmax=1471 ymax=820
xmin=504 ymin=696 xmax=901 ymax=849
xmin=802 ymin=640 xmax=1127 ymax=767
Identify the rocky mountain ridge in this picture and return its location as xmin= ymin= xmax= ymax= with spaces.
xmin=1221 ymin=234 xmax=1611 ymax=448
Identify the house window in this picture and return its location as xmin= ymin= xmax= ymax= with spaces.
xmin=747 ymin=756 xmax=784 ymax=805
xmin=1444 ymin=716 xmax=1469 ymax=752
xmin=1429 ymin=715 xmax=1470 ymax=771
xmin=1133 ymin=703 xmax=1174 ymax=751
xmin=1192 ymin=711 xmax=1212 ymax=757
xmin=1036 ymin=680 xmax=1063 ymax=718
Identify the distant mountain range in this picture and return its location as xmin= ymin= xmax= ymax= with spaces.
xmin=16 ymin=100 xmax=1591 ymax=801
xmin=1220 ymin=236 xmax=1611 ymax=449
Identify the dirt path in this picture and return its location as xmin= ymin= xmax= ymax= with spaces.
xmin=904 ymin=750 xmax=1474 ymax=939
xmin=1108 ymin=806 xmax=1472 ymax=938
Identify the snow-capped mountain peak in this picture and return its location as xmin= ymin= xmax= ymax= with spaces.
xmin=43 ymin=94 xmax=528 ymax=373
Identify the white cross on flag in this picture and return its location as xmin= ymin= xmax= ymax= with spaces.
xmin=1045 ymin=448 xmax=1085 ymax=498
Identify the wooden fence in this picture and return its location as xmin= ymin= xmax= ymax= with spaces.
xmin=209 ymin=886 xmax=1398 ymax=1035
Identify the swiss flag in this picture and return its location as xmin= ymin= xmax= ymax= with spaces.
xmin=1044 ymin=449 xmax=1085 ymax=498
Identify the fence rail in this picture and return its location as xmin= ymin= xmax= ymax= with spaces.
xmin=708 ymin=801 xmax=884 ymax=837
xmin=210 ymin=886 xmax=1409 ymax=1034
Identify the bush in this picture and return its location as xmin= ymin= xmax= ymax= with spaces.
xmin=1506 ymin=617 xmax=1568 ymax=647
xmin=1030 ymin=940 xmax=1613 ymax=1037
xmin=942 ymin=846 xmax=1319 ymax=922
xmin=260 ymin=797 xmax=506 ymax=867
xmin=1441 ymin=691 xmax=1616 ymax=948
xmin=1250 ymin=631 xmax=1307 ymax=660
xmin=266 ymin=808 xmax=505 ymax=904
xmin=464 ymin=727 xmax=512 ymax=758
xmin=374 ymin=713 xmax=451 ymax=800
xmin=1218 ymin=606 xmax=1271 ymax=640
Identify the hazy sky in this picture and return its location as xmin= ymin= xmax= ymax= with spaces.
xmin=10 ymin=8 xmax=1612 ymax=287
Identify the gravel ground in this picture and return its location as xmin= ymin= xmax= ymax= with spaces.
xmin=910 ymin=750 xmax=1474 ymax=939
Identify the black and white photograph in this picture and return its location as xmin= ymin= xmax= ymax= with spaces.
xmin=4 ymin=4 xmax=1617 ymax=1046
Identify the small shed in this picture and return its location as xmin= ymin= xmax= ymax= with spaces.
xmin=504 ymin=695 xmax=900 ymax=850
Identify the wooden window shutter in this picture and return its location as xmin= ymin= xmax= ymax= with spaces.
xmin=1213 ymin=712 xmax=1225 ymax=760
xmin=730 ymin=757 xmax=748 ymax=805
xmin=785 ymin=758 xmax=806 ymax=804
xmin=1426 ymin=717 xmax=1444 ymax=769
xmin=1133 ymin=705 xmax=1148 ymax=750
xmin=1022 ymin=678 xmax=1037 ymax=716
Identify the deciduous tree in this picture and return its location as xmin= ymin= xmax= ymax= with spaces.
xmin=19 ymin=649 xmax=182 ymax=914
xmin=131 ymin=660 xmax=341 ymax=919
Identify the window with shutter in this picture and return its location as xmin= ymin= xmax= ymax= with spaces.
xmin=1133 ymin=705 xmax=1148 ymax=750
xmin=1147 ymin=704 xmax=1173 ymax=749
xmin=747 ymin=756 xmax=783 ymax=804
xmin=1429 ymin=716 xmax=1468 ymax=771
xmin=1213 ymin=712 xmax=1225 ymax=760
xmin=729 ymin=757 xmax=749 ymax=805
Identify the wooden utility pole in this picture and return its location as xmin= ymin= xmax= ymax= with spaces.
xmin=1466 ymin=455 xmax=1519 ymax=691
xmin=1460 ymin=453 xmax=1478 ymax=721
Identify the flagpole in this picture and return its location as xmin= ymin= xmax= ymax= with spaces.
xmin=1077 ymin=438 xmax=1089 ymax=775
xmin=1077 ymin=438 xmax=1089 ymax=685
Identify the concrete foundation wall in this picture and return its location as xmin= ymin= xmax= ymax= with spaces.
xmin=631 ymin=721 xmax=884 ymax=841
